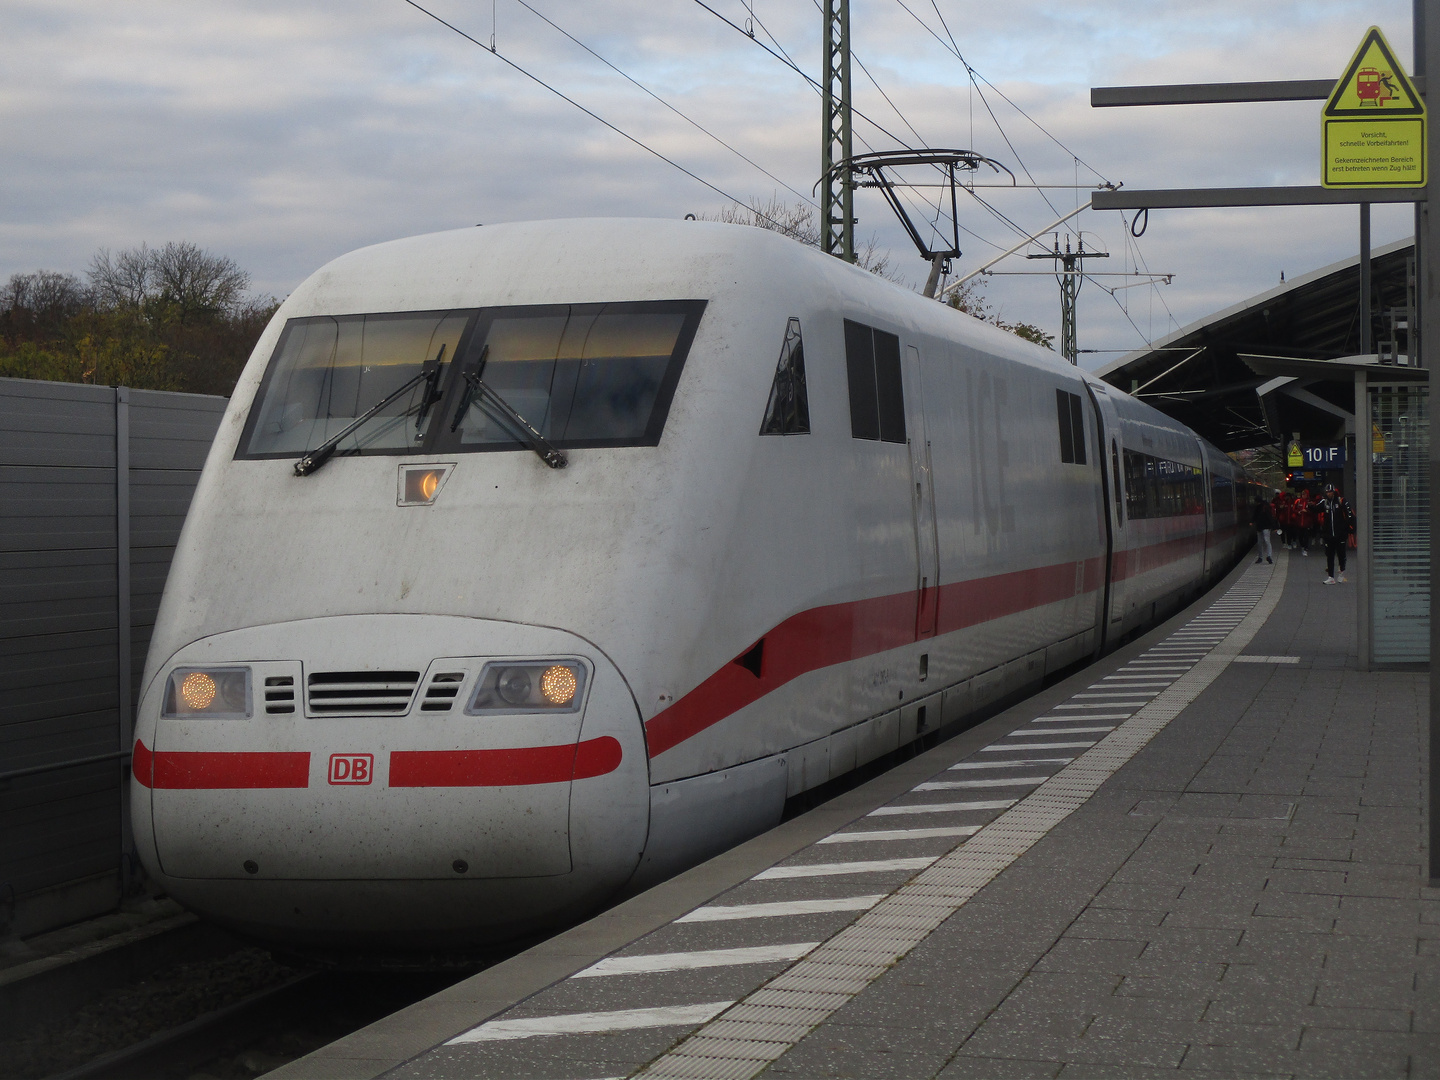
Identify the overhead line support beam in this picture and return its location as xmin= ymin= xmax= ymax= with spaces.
xmin=1092 ymin=77 xmax=1427 ymax=107
xmin=1094 ymin=187 xmax=1426 ymax=210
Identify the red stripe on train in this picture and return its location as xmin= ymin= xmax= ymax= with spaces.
xmin=645 ymin=531 xmax=1213 ymax=759
xmin=132 ymin=737 xmax=622 ymax=789
xmin=389 ymin=736 xmax=623 ymax=787
xmin=131 ymin=740 xmax=310 ymax=789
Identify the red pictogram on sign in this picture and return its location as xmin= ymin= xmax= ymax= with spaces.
xmin=328 ymin=753 xmax=374 ymax=785
xmin=1356 ymin=68 xmax=1397 ymax=106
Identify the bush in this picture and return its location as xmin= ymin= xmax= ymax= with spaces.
xmin=0 ymin=244 xmax=280 ymax=396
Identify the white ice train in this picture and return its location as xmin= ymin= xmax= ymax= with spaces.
xmin=129 ymin=219 xmax=1254 ymax=961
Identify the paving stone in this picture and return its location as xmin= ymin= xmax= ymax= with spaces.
xmin=935 ymin=1055 xmax=1063 ymax=1079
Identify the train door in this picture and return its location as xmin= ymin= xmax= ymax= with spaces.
xmin=1107 ymin=436 xmax=1129 ymax=629
xmin=1085 ymin=383 xmax=1128 ymax=634
xmin=903 ymin=345 xmax=940 ymax=638
xmin=1082 ymin=384 xmax=1115 ymax=654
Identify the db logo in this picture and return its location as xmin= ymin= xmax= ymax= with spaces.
xmin=328 ymin=753 xmax=374 ymax=785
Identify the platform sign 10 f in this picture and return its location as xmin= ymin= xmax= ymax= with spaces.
xmin=1302 ymin=445 xmax=1346 ymax=469
xmin=1322 ymin=26 xmax=1426 ymax=188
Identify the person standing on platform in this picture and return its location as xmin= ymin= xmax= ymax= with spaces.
xmin=1294 ymin=488 xmax=1313 ymax=555
xmin=1315 ymin=484 xmax=1355 ymax=584
xmin=1254 ymin=496 xmax=1276 ymax=564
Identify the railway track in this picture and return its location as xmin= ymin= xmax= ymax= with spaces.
xmin=1 ymin=921 xmax=466 ymax=1080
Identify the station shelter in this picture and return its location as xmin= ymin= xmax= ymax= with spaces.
xmin=1096 ymin=238 xmax=1428 ymax=669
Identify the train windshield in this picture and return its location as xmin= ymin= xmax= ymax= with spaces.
xmin=241 ymin=310 xmax=471 ymax=457
xmin=237 ymin=300 xmax=704 ymax=461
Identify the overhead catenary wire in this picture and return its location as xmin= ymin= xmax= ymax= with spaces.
xmin=512 ymin=0 xmax=818 ymax=208
xmin=399 ymin=0 xmax=792 ymax=231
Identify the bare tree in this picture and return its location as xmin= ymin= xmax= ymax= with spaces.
xmin=150 ymin=241 xmax=249 ymax=319
xmin=88 ymin=245 xmax=155 ymax=309
xmin=1 ymin=270 xmax=90 ymax=320
xmin=88 ymin=241 xmax=249 ymax=320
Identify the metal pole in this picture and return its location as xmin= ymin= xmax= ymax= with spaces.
xmin=1360 ymin=203 xmax=1373 ymax=355
xmin=115 ymin=387 xmax=135 ymax=892
xmin=1418 ymin=0 xmax=1440 ymax=886
xmin=1356 ymin=370 xmax=1372 ymax=672
xmin=821 ymin=0 xmax=854 ymax=262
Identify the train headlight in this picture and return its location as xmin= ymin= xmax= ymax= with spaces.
xmin=163 ymin=667 xmax=252 ymax=719
xmin=467 ymin=661 xmax=587 ymax=714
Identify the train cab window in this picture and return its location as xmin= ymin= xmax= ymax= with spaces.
xmin=240 ymin=310 xmax=472 ymax=456
xmin=759 ymin=318 xmax=810 ymax=435
xmin=1056 ymin=390 xmax=1086 ymax=464
xmin=844 ymin=319 xmax=905 ymax=443
xmin=237 ymin=300 xmax=705 ymax=461
xmin=451 ymin=304 xmax=698 ymax=449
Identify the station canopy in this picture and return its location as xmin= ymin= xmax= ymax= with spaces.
xmin=1096 ymin=238 xmax=1424 ymax=452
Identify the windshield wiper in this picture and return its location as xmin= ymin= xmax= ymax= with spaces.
xmin=294 ymin=346 xmax=446 ymax=477
xmin=450 ymin=346 xmax=567 ymax=469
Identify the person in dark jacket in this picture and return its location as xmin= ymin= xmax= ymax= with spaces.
xmin=1315 ymin=484 xmax=1355 ymax=584
xmin=1254 ymin=497 xmax=1276 ymax=563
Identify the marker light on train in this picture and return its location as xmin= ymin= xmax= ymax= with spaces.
xmin=466 ymin=661 xmax=587 ymax=713
xmin=162 ymin=667 xmax=252 ymax=718
xmin=540 ymin=664 xmax=578 ymax=705
xmin=397 ymin=464 xmax=452 ymax=506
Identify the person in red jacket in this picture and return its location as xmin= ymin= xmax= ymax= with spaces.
xmin=1293 ymin=489 xmax=1313 ymax=555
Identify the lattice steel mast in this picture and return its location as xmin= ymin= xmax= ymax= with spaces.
xmin=822 ymin=0 xmax=854 ymax=262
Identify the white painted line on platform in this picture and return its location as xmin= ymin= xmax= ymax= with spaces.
xmin=1099 ymin=676 xmax=1175 ymax=682
xmin=574 ymin=943 xmax=818 ymax=978
xmin=1034 ymin=713 xmax=1130 ymax=722
xmin=981 ymin=741 xmax=1097 ymax=751
xmin=1008 ymin=726 xmax=1115 ymax=736
xmin=1052 ymin=702 xmax=1148 ymax=710
xmin=819 ymin=825 xmax=980 ymax=843
xmin=869 ymin=799 xmax=1016 ymax=816
xmin=677 ymin=896 xmax=884 ymax=922
xmin=949 ymin=758 xmax=1073 ymax=769
xmin=755 ymin=857 xmax=939 ymax=879
xmin=449 ymin=1001 xmax=735 ymax=1042
xmin=915 ymin=776 xmax=1049 ymax=790
xmin=1072 ymin=692 xmax=1154 ymax=700
xmin=1232 ymin=655 xmax=1302 ymax=664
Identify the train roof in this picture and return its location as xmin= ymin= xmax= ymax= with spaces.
xmin=285 ymin=218 xmax=1075 ymax=373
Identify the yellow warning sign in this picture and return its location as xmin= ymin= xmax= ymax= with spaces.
xmin=1373 ymin=423 xmax=1386 ymax=453
xmin=1287 ymin=440 xmax=1304 ymax=468
xmin=1322 ymin=26 xmax=1426 ymax=187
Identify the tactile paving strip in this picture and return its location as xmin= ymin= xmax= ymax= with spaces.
xmin=636 ymin=559 xmax=1287 ymax=1079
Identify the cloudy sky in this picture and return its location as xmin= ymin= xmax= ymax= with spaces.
xmin=0 ymin=0 xmax=1419 ymax=368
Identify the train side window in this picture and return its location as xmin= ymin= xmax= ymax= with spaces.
xmin=759 ymin=318 xmax=810 ymax=436
xmin=1056 ymin=390 xmax=1086 ymax=464
xmin=1111 ymin=442 xmax=1124 ymax=524
xmin=1210 ymin=475 xmax=1235 ymax=513
xmin=843 ymin=319 xmax=906 ymax=444
xmin=1069 ymin=394 xmax=1086 ymax=464
xmin=1056 ymin=390 xmax=1074 ymax=463
xmin=873 ymin=330 xmax=905 ymax=443
xmin=844 ymin=319 xmax=880 ymax=440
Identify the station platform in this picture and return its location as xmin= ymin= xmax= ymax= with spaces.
xmin=271 ymin=549 xmax=1435 ymax=1080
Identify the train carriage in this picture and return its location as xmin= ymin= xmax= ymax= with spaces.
xmin=129 ymin=219 xmax=1251 ymax=959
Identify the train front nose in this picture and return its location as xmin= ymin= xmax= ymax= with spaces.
xmin=129 ymin=615 xmax=649 ymax=955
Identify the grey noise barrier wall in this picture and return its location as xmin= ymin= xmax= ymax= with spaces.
xmin=0 ymin=377 xmax=225 ymax=937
